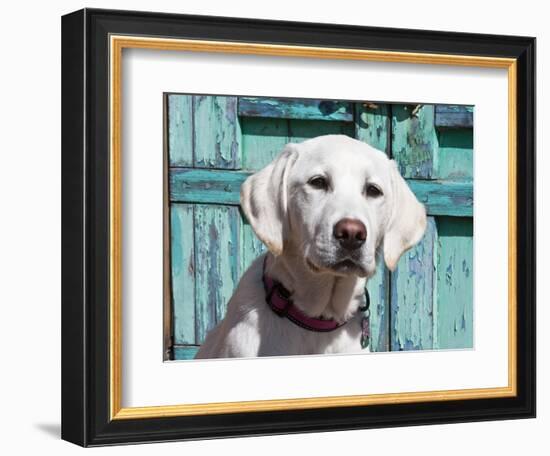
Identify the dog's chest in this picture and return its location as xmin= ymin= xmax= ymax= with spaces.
xmin=256 ymin=307 xmax=368 ymax=356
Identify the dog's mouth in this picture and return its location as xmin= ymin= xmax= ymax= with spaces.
xmin=306 ymin=257 xmax=368 ymax=277
xmin=332 ymin=259 xmax=368 ymax=277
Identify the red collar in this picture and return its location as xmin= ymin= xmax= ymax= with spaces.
xmin=262 ymin=257 xmax=365 ymax=333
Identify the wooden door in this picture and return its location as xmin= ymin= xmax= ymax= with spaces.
xmin=166 ymin=95 xmax=473 ymax=359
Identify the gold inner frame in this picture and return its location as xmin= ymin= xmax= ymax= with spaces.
xmin=109 ymin=35 xmax=518 ymax=420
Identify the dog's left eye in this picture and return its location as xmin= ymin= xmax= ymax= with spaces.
xmin=308 ymin=176 xmax=329 ymax=190
xmin=365 ymin=184 xmax=383 ymax=198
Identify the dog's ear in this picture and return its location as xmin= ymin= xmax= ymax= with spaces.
xmin=240 ymin=144 xmax=299 ymax=256
xmin=383 ymin=160 xmax=427 ymax=271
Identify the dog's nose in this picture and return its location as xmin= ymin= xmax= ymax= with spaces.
xmin=333 ymin=218 xmax=367 ymax=250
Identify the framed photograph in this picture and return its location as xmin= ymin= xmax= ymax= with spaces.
xmin=61 ymin=8 xmax=535 ymax=446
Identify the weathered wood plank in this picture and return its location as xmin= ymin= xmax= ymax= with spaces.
xmin=407 ymin=180 xmax=473 ymax=217
xmin=166 ymin=98 xmax=474 ymax=357
xmin=366 ymin=263 xmax=390 ymax=352
xmin=170 ymin=168 xmax=249 ymax=205
xmin=242 ymin=221 xmax=266 ymax=272
xmin=170 ymin=169 xmax=473 ymax=216
xmin=435 ymin=105 xmax=474 ymax=129
xmin=354 ymin=103 xmax=390 ymax=153
xmin=167 ymin=94 xmax=193 ymax=166
xmin=170 ymin=204 xmax=196 ymax=345
xmin=392 ymin=104 xmax=438 ymax=179
xmin=241 ymin=117 xmax=289 ymax=171
xmin=354 ymin=101 xmax=390 ymax=351
xmin=193 ymin=95 xmax=241 ymax=169
xmin=437 ymin=129 xmax=474 ymax=180
xmin=287 ymin=119 xmax=355 ymax=143
xmin=172 ymin=345 xmax=200 ymax=360
xmin=434 ymin=217 xmax=474 ymax=349
xmin=194 ymin=205 xmax=242 ymax=343
xmin=239 ymin=97 xmax=354 ymax=122
xmin=391 ymin=217 xmax=436 ymax=351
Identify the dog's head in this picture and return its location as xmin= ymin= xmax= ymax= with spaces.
xmin=240 ymin=134 xmax=426 ymax=277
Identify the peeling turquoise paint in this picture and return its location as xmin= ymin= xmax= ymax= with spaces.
xmin=435 ymin=217 xmax=473 ymax=349
xmin=170 ymin=169 xmax=473 ymax=217
xmin=287 ymin=119 xmax=355 ymax=144
xmin=355 ymin=103 xmax=390 ymax=154
xmin=462 ymin=259 xmax=470 ymax=278
xmin=239 ymin=97 xmax=353 ymax=122
xmin=446 ymin=263 xmax=453 ymax=286
xmin=166 ymin=96 xmax=474 ymax=359
xmin=391 ymin=218 xmax=436 ymax=351
xmin=194 ymin=205 xmax=241 ymax=343
xmin=435 ymin=105 xmax=474 ymax=129
xmin=172 ymin=345 xmax=199 ymax=360
xmin=365 ymin=263 xmax=389 ymax=352
xmin=392 ymin=104 xmax=437 ymax=179
xmin=437 ymin=129 xmax=473 ymax=180
xmin=242 ymin=221 xmax=266 ymax=272
xmin=167 ymin=94 xmax=193 ymax=166
xmin=241 ymin=117 xmax=289 ymax=170
xmin=193 ymin=96 xmax=241 ymax=169
xmin=170 ymin=204 xmax=195 ymax=345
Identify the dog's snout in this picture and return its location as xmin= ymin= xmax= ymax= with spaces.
xmin=333 ymin=218 xmax=367 ymax=250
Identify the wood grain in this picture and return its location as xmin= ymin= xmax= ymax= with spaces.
xmin=435 ymin=217 xmax=474 ymax=349
xmin=435 ymin=105 xmax=474 ymax=129
xmin=194 ymin=96 xmax=241 ymax=169
xmin=239 ymin=97 xmax=354 ymax=122
xmin=391 ymin=217 xmax=436 ymax=350
xmin=354 ymin=101 xmax=391 ymax=352
xmin=170 ymin=168 xmax=473 ymax=216
xmin=194 ymin=205 xmax=241 ymax=343
xmin=392 ymin=104 xmax=438 ymax=179
xmin=167 ymin=94 xmax=193 ymax=166
xmin=170 ymin=204 xmax=196 ymax=345
xmin=165 ymin=96 xmax=475 ymax=358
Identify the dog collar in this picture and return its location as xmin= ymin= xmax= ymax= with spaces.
xmin=262 ymin=257 xmax=370 ymax=340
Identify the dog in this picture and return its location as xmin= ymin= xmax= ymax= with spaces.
xmin=195 ymin=134 xmax=426 ymax=359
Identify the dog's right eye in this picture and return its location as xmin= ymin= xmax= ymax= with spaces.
xmin=308 ymin=176 xmax=329 ymax=190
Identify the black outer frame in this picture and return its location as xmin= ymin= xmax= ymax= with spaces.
xmin=61 ymin=8 xmax=536 ymax=447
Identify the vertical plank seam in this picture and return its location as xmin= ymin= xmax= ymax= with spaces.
xmin=387 ymin=103 xmax=393 ymax=159
xmin=234 ymin=97 xmax=242 ymax=169
xmin=432 ymin=218 xmax=439 ymax=349
xmin=430 ymin=108 xmax=437 ymax=350
xmin=382 ymin=268 xmax=390 ymax=352
xmin=387 ymin=103 xmax=394 ymax=351
xmin=236 ymin=105 xmax=242 ymax=170
xmin=192 ymin=205 xmax=198 ymax=345
xmin=433 ymin=104 xmax=440 ymax=180
xmin=190 ymin=96 xmax=198 ymax=346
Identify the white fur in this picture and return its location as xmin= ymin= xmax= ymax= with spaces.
xmin=195 ymin=135 xmax=426 ymax=359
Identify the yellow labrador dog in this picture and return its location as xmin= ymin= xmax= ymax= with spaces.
xmin=195 ymin=135 xmax=426 ymax=359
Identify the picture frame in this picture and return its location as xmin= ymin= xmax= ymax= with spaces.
xmin=61 ymin=8 xmax=535 ymax=447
